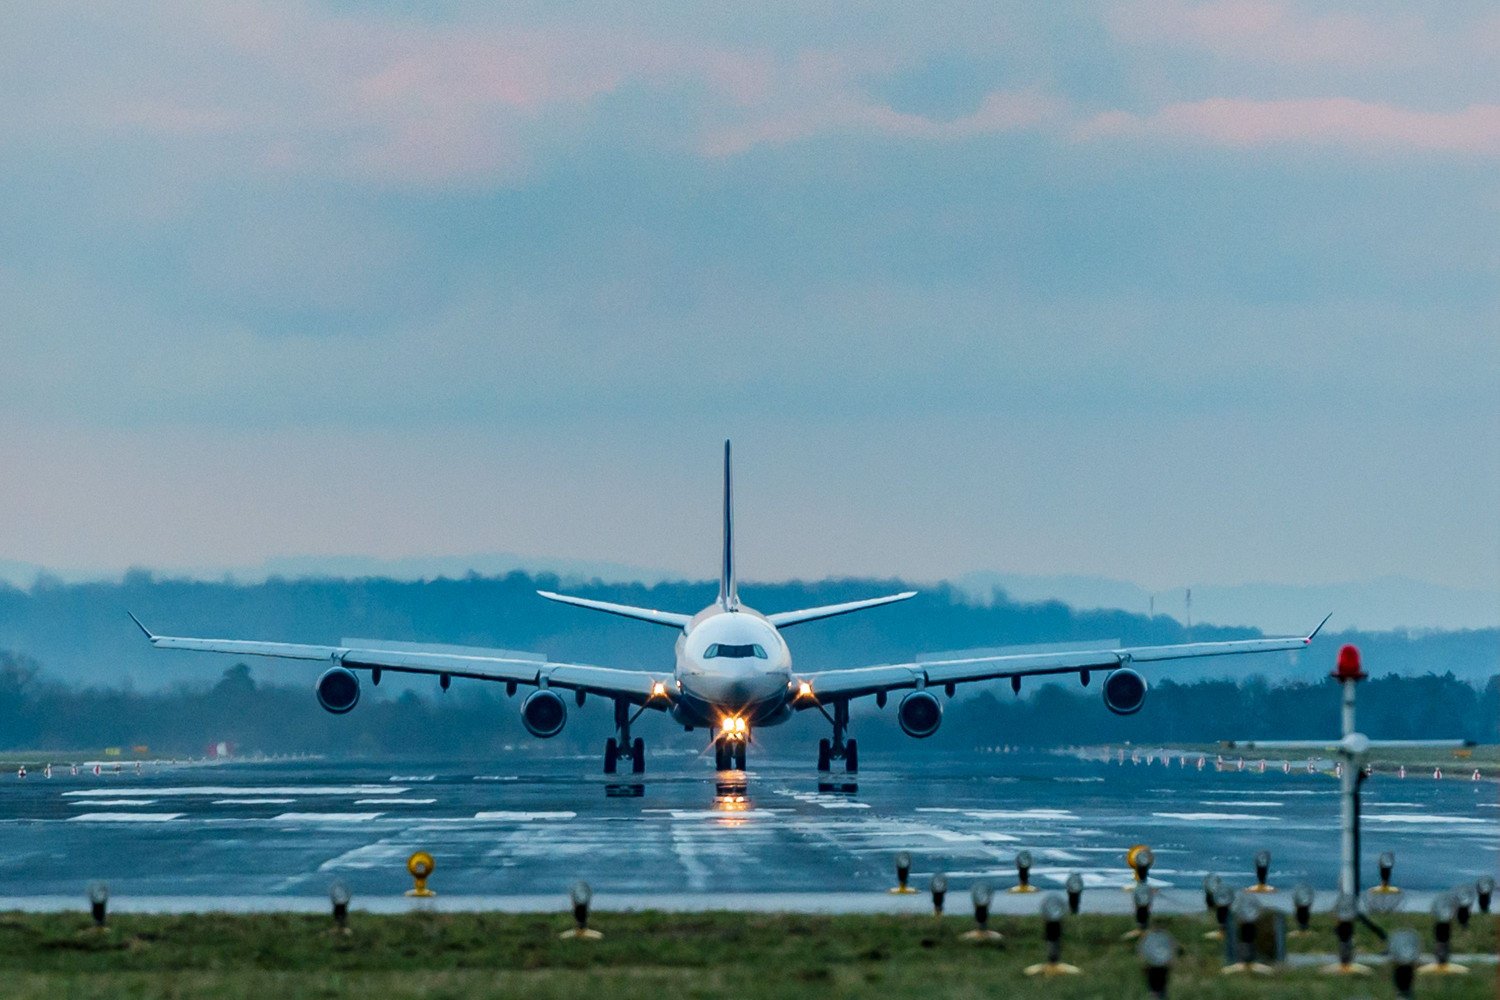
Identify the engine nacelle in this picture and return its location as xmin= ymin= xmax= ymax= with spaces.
xmin=897 ymin=690 xmax=943 ymax=738
xmin=315 ymin=666 xmax=361 ymax=714
xmin=521 ymin=689 xmax=568 ymax=738
xmin=1102 ymin=668 xmax=1148 ymax=716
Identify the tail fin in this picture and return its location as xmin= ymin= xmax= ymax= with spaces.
xmin=718 ymin=439 xmax=739 ymax=611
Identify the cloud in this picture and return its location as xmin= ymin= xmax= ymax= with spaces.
xmin=1107 ymin=1 xmax=1419 ymax=67
xmin=701 ymin=88 xmax=1063 ymax=156
xmin=1078 ymin=97 xmax=1500 ymax=154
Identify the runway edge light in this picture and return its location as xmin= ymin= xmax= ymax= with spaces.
xmin=405 ymin=851 xmax=436 ymax=898
xmin=960 ymin=881 xmax=1002 ymax=943
xmin=86 ymin=881 xmax=109 ymax=931
xmin=1024 ymin=893 xmax=1081 ymax=977
xmin=560 ymin=880 xmax=603 ymax=940
xmin=890 ymin=851 xmax=917 ymax=894
xmin=1137 ymin=930 xmax=1176 ymax=999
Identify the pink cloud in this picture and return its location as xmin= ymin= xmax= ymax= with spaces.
xmin=702 ymin=90 xmax=1063 ymax=157
xmin=1078 ymin=97 xmax=1500 ymax=154
xmin=1108 ymin=1 xmax=1418 ymax=67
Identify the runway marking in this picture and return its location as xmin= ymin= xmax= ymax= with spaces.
xmin=272 ymin=812 xmax=384 ymax=822
xmin=72 ymin=799 xmax=157 ymax=806
xmin=1152 ymin=812 xmax=1281 ymax=822
xmin=356 ymin=798 xmax=436 ymax=805
xmin=65 ymin=786 xmax=405 ymax=798
xmin=1363 ymin=814 xmax=1489 ymax=824
xmin=1198 ymin=800 xmax=1283 ymax=807
xmin=70 ymin=813 xmax=183 ymax=822
xmin=472 ymin=811 xmax=576 ymax=821
xmin=211 ymin=798 xmax=295 ymax=805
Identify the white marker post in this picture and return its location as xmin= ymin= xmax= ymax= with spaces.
xmin=1221 ymin=643 xmax=1471 ymax=907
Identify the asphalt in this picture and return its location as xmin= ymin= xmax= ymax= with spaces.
xmin=0 ymin=748 xmax=1492 ymax=911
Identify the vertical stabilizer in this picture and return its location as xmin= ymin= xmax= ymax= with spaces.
xmin=718 ymin=440 xmax=739 ymax=610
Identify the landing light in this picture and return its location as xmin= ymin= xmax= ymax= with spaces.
xmin=651 ymin=681 xmax=668 ymax=700
xmin=797 ymin=681 xmax=814 ymax=699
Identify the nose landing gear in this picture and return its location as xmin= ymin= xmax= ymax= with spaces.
xmin=816 ymin=700 xmax=858 ymax=773
xmin=715 ymin=738 xmax=747 ymax=771
xmin=604 ymin=699 xmax=646 ymax=774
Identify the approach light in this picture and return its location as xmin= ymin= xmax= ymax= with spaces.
xmin=1477 ymin=875 xmax=1494 ymax=913
xmin=1418 ymin=894 xmax=1467 ymax=976
xmin=890 ymin=851 xmax=917 ymax=895
xmin=1009 ymin=850 xmax=1036 ymax=893
xmin=1222 ymin=893 xmax=1271 ymax=975
xmin=1064 ymin=873 xmax=1084 ymax=915
xmin=1291 ymin=883 xmax=1314 ymax=936
xmin=86 ymin=881 xmax=109 ymax=930
xmin=1125 ymin=883 xmax=1153 ymax=940
xmin=1201 ymin=873 xmax=1222 ymax=914
xmin=1247 ymin=849 xmax=1275 ymax=893
xmin=1320 ymin=892 xmax=1370 ymax=975
xmin=930 ymin=872 xmax=948 ymax=916
xmin=1373 ymin=851 xmax=1400 ymax=894
xmin=961 ymin=881 xmax=1002 ymax=942
xmin=405 ymin=851 xmax=436 ymax=898
xmin=1137 ymin=930 xmax=1176 ymax=999
xmin=329 ymin=881 xmax=351 ymax=934
xmin=560 ymin=880 xmax=602 ymax=940
xmin=1453 ymin=885 xmax=1474 ymax=929
xmin=1024 ymin=893 xmax=1081 ymax=977
xmin=1388 ymin=928 xmax=1420 ymax=999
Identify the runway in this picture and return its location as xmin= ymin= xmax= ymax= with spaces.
xmin=0 ymin=749 xmax=1493 ymax=906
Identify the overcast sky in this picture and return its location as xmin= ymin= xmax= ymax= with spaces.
xmin=1 ymin=2 xmax=1496 ymax=594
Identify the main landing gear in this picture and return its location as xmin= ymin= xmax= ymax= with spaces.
xmin=603 ymin=698 xmax=646 ymax=775
xmin=816 ymin=699 xmax=858 ymax=773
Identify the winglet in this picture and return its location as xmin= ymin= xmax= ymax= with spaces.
xmin=126 ymin=611 xmax=155 ymax=641
xmin=1305 ymin=612 xmax=1333 ymax=643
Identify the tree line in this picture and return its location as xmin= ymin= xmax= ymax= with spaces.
xmin=0 ymin=652 xmax=1493 ymax=759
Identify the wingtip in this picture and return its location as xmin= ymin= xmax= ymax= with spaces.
xmin=126 ymin=611 xmax=154 ymax=640
xmin=1306 ymin=612 xmax=1333 ymax=642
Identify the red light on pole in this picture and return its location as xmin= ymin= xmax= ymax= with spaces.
xmin=1331 ymin=644 xmax=1366 ymax=682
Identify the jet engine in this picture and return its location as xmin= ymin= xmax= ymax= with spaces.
xmin=1102 ymin=668 xmax=1147 ymax=716
xmin=315 ymin=666 xmax=361 ymax=714
xmin=521 ymin=689 xmax=568 ymax=738
xmin=897 ymin=690 xmax=943 ymax=738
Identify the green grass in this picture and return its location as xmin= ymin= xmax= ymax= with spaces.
xmin=0 ymin=910 xmax=1490 ymax=999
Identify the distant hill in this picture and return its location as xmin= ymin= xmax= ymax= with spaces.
xmin=0 ymin=571 xmax=1493 ymax=691
xmin=958 ymin=572 xmax=1499 ymax=634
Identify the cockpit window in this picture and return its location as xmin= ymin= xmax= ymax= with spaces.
xmin=703 ymin=643 xmax=768 ymax=659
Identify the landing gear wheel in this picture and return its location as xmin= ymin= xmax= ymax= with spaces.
xmin=817 ymin=739 xmax=832 ymax=772
xmin=604 ymin=738 xmax=619 ymax=774
xmin=844 ymin=739 xmax=859 ymax=773
xmin=631 ymin=737 xmax=646 ymax=774
xmin=734 ymin=741 xmax=747 ymax=770
xmin=715 ymin=742 xmax=728 ymax=771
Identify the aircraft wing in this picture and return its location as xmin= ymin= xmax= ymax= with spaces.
xmin=128 ymin=615 xmax=670 ymax=705
xmin=797 ymin=615 xmax=1331 ymax=703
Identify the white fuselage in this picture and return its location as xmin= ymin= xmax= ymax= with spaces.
xmin=672 ymin=605 xmax=792 ymax=730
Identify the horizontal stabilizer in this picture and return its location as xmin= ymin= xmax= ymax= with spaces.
xmin=536 ymin=591 xmax=692 ymax=629
xmin=766 ymin=591 xmax=917 ymax=628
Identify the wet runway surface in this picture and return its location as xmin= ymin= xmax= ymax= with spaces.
xmin=1 ymin=750 xmax=1494 ymax=901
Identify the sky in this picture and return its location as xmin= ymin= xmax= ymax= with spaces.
xmin=0 ymin=1 xmax=1496 ymax=598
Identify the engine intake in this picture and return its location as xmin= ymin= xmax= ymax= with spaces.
xmin=315 ymin=666 xmax=361 ymax=714
xmin=1102 ymin=668 xmax=1148 ymax=716
xmin=897 ymin=690 xmax=943 ymax=738
xmin=521 ymin=689 xmax=568 ymax=738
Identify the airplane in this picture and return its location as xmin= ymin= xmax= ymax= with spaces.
xmin=129 ymin=441 xmax=1330 ymax=775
